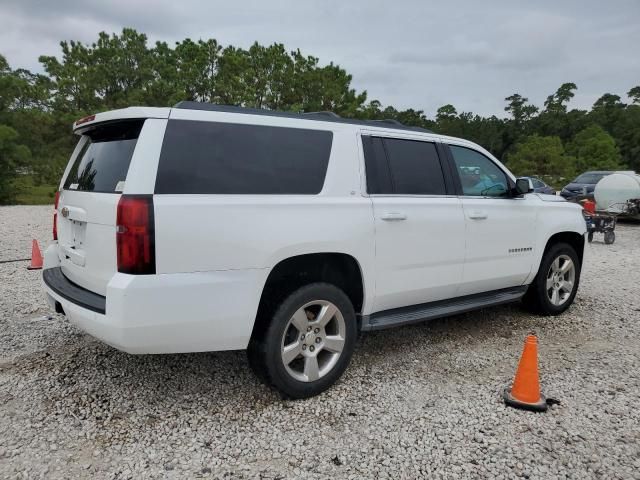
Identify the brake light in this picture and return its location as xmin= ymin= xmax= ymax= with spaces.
xmin=116 ymin=195 xmax=156 ymax=275
xmin=74 ymin=114 xmax=95 ymax=126
xmin=53 ymin=191 xmax=60 ymax=240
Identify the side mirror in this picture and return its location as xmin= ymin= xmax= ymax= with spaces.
xmin=515 ymin=177 xmax=534 ymax=195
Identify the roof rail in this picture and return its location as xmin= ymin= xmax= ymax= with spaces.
xmin=371 ymin=119 xmax=404 ymax=127
xmin=301 ymin=111 xmax=341 ymax=119
xmin=172 ymin=101 xmax=433 ymax=133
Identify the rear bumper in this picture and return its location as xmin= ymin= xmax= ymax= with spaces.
xmin=42 ymin=245 xmax=268 ymax=354
xmin=43 ymin=267 xmax=106 ymax=314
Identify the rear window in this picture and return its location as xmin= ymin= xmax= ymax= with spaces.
xmin=155 ymin=120 xmax=333 ymax=194
xmin=63 ymin=120 xmax=143 ymax=193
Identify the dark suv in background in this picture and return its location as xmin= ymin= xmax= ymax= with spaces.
xmin=560 ymin=171 xmax=613 ymax=200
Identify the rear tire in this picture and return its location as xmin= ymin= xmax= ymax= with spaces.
xmin=247 ymin=283 xmax=357 ymax=399
xmin=523 ymin=242 xmax=581 ymax=315
xmin=587 ymin=231 xmax=594 ymax=243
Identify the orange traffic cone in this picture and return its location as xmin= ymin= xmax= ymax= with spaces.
xmin=27 ymin=239 xmax=43 ymax=270
xmin=503 ymin=334 xmax=548 ymax=412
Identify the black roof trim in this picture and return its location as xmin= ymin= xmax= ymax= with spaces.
xmin=173 ymin=101 xmax=433 ymax=133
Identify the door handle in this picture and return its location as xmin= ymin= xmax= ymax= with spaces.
xmin=468 ymin=210 xmax=488 ymax=220
xmin=381 ymin=212 xmax=407 ymax=221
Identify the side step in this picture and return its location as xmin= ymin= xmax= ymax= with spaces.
xmin=360 ymin=286 xmax=528 ymax=331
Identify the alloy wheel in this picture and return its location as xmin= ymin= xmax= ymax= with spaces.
xmin=280 ymin=300 xmax=346 ymax=382
xmin=546 ymin=254 xmax=576 ymax=306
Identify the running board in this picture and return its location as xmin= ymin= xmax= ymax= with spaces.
xmin=360 ymin=286 xmax=528 ymax=331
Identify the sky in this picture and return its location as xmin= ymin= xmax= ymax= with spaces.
xmin=1 ymin=0 xmax=639 ymax=117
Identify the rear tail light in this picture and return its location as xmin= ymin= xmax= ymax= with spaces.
xmin=116 ymin=195 xmax=156 ymax=275
xmin=53 ymin=191 xmax=60 ymax=240
xmin=74 ymin=114 xmax=95 ymax=126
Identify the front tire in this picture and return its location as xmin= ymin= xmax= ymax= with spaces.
xmin=247 ymin=283 xmax=357 ymax=399
xmin=523 ymin=242 xmax=581 ymax=315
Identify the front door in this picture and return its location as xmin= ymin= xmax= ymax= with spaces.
xmin=447 ymin=144 xmax=537 ymax=296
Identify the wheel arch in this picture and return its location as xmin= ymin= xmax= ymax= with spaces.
xmin=249 ymin=252 xmax=366 ymax=343
xmin=543 ymin=231 xmax=585 ymax=265
xmin=528 ymin=230 xmax=585 ymax=283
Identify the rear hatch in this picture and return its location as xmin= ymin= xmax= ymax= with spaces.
xmin=57 ymin=120 xmax=144 ymax=296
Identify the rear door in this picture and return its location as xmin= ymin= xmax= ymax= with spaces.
xmin=363 ymin=134 xmax=466 ymax=313
xmin=57 ymin=120 xmax=144 ymax=295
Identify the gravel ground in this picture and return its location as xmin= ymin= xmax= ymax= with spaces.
xmin=1 ymin=205 xmax=639 ymax=479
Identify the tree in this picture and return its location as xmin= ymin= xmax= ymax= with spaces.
xmin=504 ymin=93 xmax=539 ymax=126
xmin=502 ymin=93 xmax=539 ymax=155
xmin=534 ymin=83 xmax=585 ymax=143
xmin=436 ymin=104 xmax=457 ymax=122
xmin=39 ymin=40 xmax=96 ymax=112
xmin=566 ymin=124 xmax=623 ymax=172
xmin=627 ymin=86 xmax=640 ymax=104
xmin=543 ymin=82 xmax=577 ymax=113
xmin=172 ymin=38 xmax=222 ymax=103
xmin=0 ymin=124 xmax=31 ymax=203
xmin=590 ymin=93 xmax=626 ymax=133
xmin=505 ymin=135 xmax=574 ymax=179
xmin=616 ymin=102 xmax=640 ymax=172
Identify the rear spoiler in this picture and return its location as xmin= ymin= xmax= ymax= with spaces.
xmin=73 ymin=107 xmax=171 ymax=134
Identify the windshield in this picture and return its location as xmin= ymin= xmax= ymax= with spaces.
xmin=63 ymin=120 xmax=144 ymax=193
xmin=573 ymin=173 xmax=608 ymax=184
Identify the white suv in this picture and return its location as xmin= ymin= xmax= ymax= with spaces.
xmin=42 ymin=102 xmax=586 ymax=398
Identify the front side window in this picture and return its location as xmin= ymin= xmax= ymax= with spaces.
xmin=450 ymin=145 xmax=509 ymax=197
xmin=363 ymin=136 xmax=446 ymax=195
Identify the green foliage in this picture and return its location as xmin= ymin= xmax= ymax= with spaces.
xmin=11 ymin=175 xmax=57 ymax=205
xmin=506 ymin=135 xmax=574 ymax=180
xmin=566 ymin=124 xmax=623 ymax=172
xmin=0 ymin=124 xmax=31 ymax=203
xmin=505 ymin=93 xmax=539 ymax=125
xmin=544 ymin=83 xmax=577 ymax=113
xmin=0 ymin=29 xmax=639 ymax=203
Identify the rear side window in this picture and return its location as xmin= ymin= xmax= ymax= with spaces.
xmin=155 ymin=120 xmax=333 ymax=194
xmin=362 ymin=136 xmax=392 ymax=194
xmin=63 ymin=120 xmax=143 ymax=193
xmin=363 ymin=136 xmax=446 ymax=195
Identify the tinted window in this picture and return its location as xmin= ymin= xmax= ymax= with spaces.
xmin=63 ymin=120 xmax=143 ymax=193
xmin=156 ymin=120 xmax=333 ymax=194
xmin=450 ymin=145 xmax=509 ymax=197
xmin=363 ymin=137 xmax=446 ymax=195
xmin=384 ymin=139 xmax=446 ymax=195
xmin=362 ymin=136 xmax=392 ymax=194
